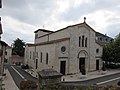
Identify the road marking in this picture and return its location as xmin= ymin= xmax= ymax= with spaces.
xmin=11 ymin=66 xmax=25 ymax=79
xmin=96 ymin=77 xmax=120 ymax=85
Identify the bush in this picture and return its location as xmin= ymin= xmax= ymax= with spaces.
xmin=20 ymin=80 xmax=37 ymax=90
xmin=40 ymin=85 xmax=120 ymax=90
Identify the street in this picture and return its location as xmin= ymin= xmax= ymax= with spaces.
xmin=61 ymin=72 xmax=120 ymax=87
xmin=5 ymin=64 xmax=38 ymax=89
xmin=5 ymin=64 xmax=120 ymax=88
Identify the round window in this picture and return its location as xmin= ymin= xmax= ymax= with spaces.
xmin=61 ymin=46 xmax=66 ymax=52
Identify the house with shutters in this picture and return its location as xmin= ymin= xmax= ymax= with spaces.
xmin=0 ymin=18 xmax=7 ymax=88
xmin=24 ymin=19 xmax=112 ymax=75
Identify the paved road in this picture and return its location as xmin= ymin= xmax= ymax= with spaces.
xmin=5 ymin=64 xmax=120 ymax=87
xmin=61 ymin=72 xmax=120 ymax=86
xmin=5 ymin=64 xmax=38 ymax=89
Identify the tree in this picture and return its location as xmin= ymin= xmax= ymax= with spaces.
xmin=12 ymin=38 xmax=25 ymax=56
xmin=113 ymin=34 xmax=120 ymax=62
xmin=102 ymin=34 xmax=120 ymax=63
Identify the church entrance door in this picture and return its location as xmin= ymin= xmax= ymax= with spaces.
xmin=79 ymin=58 xmax=86 ymax=75
xmin=60 ymin=61 xmax=66 ymax=75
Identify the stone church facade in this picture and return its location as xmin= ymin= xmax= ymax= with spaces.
xmin=24 ymin=21 xmax=112 ymax=75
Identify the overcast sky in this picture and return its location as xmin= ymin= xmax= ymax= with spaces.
xmin=1 ymin=0 xmax=120 ymax=45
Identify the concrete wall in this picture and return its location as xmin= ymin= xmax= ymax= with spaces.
xmin=49 ymin=28 xmax=70 ymax=41
xmin=35 ymin=43 xmax=56 ymax=71
xmin=68 ymin=24 xmax=102 ymax=74
xmin=35 ymin=35 xmax=49 ymax=44
xmin=69 ymin=25 xmax=90 ymax=74
xmin=55 ymin=40 xmax=70 ymax=74
xmin=36 ymin=31 xmax=49 ymax=37
xmin=35 ymin=28 xmax=70 ymax=44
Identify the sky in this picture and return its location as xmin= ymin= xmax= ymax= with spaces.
xmin=0 ymin=0 xmax=120 ymax=45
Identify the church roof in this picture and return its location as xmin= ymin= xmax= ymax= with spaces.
xmin=34 ymin=29 xmax=53 ymax=33
xmin=0 ymin=40 xmax=8 ymax=46
xmin=34 ymin=21 xmax=96 ymax=39
xmin=54 ymin=22 xmax=96 ymax=33
xmin=26 ymin=37 xmax=70 ymax=47
xmin=6 ymin=45 xmax=12 ymax=49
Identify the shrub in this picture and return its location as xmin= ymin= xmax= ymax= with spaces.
xmin=20 ymin=80 xmax=37 ymax=90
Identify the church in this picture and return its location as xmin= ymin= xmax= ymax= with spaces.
xmin=24 ymin=19 xmax=112 ymax=75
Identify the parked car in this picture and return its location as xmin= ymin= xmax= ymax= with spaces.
xmin=21 ymin=64 xmax=29 ymax=69
xmin=105 ymin=62 xmax=120 ymax=69
xmin=15 ymin=62 xmax=21 ymax=66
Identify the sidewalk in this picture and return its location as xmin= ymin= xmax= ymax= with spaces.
xmin=24 ymin=68 xmax=120 ymax=82
xmin=61 ymin=69 xmax=120 ymax=82
xmin=2 ymin=69 xmax=19 ymax=90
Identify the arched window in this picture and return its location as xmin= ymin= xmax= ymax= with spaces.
xmin=79 ymin=36 xmax=81 ymax=47
xmin=82 ymin=35 xmax=84 ymax=47
xmin=40 ymin=52 xmax=42 ymax=63
xmin=85 ymin=38 xmax=87 ymax=47
xmin=46 ymin=53 xmax=48 ymax=64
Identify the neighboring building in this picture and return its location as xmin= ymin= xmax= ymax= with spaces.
xmin=0 ymin=17 xmax=7 ymax=75
xmin=0 ymin=3 xmax=7 ymax=73
xmin=0 ymin=40 xmax=7 ymax=89
xmin=5 ymin=46 xmax=12 ymax=64
xmin=96 ymin=32 xmax=113 ymax=45
xmin=0 ymin=41 xmax=7 ymax=74
xmin=5 ymin=46 xmax=24 ymax=64
xmin=0 ymin=18 xmax=7 ymax=87
xmin=0 ymin=1 xmax=8 ymax=89
xmin=11 ymin=55 xmax=24 ymax=65
xmin=24 ymin=20 xmax=112 ymax=75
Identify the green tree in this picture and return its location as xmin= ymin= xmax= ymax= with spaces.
xmin=12 ymin=38 xmax=25 ymax=56
xmin=102 ymin=34 xmax=120 ymax=63
xmin=113 ymin=34 xmax=120 ymax=62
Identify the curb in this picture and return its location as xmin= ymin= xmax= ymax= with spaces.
xmin=62 ymin=70 xmax=120 ymax=82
